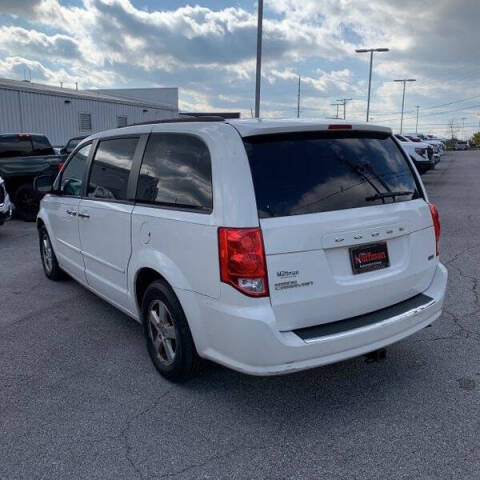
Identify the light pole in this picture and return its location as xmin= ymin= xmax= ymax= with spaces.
xmin=461 ymin=117 xmax=467 ymax=140
xmin=394 ymin=78 xmax=416 ymax=134
xmin=355 ymin=48 xmax=389 ymax=122
xmin=415 ymin=105 xmax=420 ymax=134
xmin=297 ymin=75 xmax=301 ymax=118
xmin=254 ymin=0 xmax=263 ymax=118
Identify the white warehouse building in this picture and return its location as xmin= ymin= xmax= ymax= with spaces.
xmin=0 ymin=78 xmax=178 ymax=146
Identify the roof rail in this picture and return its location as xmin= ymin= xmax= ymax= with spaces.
xmin=127 ymin=115 xmax=226 ymax=127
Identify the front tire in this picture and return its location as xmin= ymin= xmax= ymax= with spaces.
xmin=39 ymin=226 xmax=64 ymax=281
xmin=142 ymin=280 xmax=201 ymax=381
xmin=15 ymin=183 xmax=39 ymax=222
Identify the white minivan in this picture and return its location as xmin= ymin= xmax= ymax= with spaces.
xmin=35 ymin=118 xmax=447 ymax=381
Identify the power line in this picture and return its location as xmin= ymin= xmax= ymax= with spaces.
xmin=374 ymin=103 xmax=480 ymax=123
xmin=369 ymin=93 xmax=480 ymax=118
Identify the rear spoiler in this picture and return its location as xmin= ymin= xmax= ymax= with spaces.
xmin=229 ymin=122 xmax=392 ymax=138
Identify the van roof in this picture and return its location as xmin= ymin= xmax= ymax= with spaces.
xmin=225 ymin=118 xmax=392 ymax=137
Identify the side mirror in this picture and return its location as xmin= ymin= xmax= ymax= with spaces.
xmin=60 ymin=147 xmax=67 ymax=155
xmin=33 ymin=175 xmax=55 ymax=194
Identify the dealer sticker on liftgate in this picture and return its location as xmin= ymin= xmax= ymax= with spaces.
xmin=349 ymin=242 xmax=390 ymax=274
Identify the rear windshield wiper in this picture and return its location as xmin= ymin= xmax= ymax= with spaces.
xmin=365 ymin=191 xmax=413 ymax=202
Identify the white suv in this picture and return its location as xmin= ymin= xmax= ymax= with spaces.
xmin=35 ymin=118 xmax=448 ymax=381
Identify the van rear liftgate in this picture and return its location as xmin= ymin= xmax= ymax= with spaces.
xmin=244 ymin=131 xmax=438 ymax=331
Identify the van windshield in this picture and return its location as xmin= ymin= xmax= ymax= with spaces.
xmin=243 ymin=131 xmax=421 ymax=218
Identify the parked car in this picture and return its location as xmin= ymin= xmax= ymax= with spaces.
xmin=59 ymin=136 xmax=87 ymax=160
xmin=428 ymin=137 xmax=447 ymax=154
xmin=455 ymin=140 xmax=469 ymax=151
xmin=394 ymin=134 xmax=435 ymax=173
xmin=0 ymin=133 xmax=63 ymax=220
xmin=407 ymin=133 xmax=444 ymax=158
xmin=35 ymin=118 xmax=447 ymax=381
xmin=0 ymin=176 xmax=13 ymax=226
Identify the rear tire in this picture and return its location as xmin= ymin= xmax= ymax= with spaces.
xmin=142 ymin=280 xmax=201 ymax=381
xmin=15 ymin=183 xmax=39 ymax=221
xmin=39 ymin=226 xmax=65 ymax=281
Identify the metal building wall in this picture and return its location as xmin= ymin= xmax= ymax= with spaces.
xmin=0 ymin=87 xmax=177 ymax=145
xmin=0 ymin=89 xmax=22 ymax=132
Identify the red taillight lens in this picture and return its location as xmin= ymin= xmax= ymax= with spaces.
xmin=328 ymin=124 xmax=352 ymax=130
xmin=218 ymin=227 xmax=269 ymax=297
xmin=57 ymin=162 xmax=64 ymax=172
xmin=429 ymin=203 xmax=440 ymax=256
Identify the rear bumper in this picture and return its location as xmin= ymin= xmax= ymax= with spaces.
xmin=179 ymin=263 xmax=447 ymax=376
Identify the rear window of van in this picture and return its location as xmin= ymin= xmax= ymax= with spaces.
xmin=243 ymin=131 xmax=421 ymax=218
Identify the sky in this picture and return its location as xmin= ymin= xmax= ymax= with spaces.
xmin=0 ymin=0 xmax=479 ymax=138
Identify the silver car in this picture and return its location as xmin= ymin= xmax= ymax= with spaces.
xmin=0 ymin=176 xmax=13 ymax=226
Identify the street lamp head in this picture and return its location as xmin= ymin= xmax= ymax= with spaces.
xmin=407 ymin=79 xmax=416 ymax=82
xmin=356 ymin=48 xmax=389 ymax=53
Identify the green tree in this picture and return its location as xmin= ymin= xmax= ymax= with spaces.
xmin=472 ymin=131 xmax=480 ymax=146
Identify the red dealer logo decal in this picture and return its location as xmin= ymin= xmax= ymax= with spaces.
xmin=350 ymin=242 xmax=390 ymax=274
xmin=354 ymin=251 xmax=387 ymax=265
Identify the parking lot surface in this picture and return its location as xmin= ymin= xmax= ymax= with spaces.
xmin=1 ymin=151 xmax=479 ymax=480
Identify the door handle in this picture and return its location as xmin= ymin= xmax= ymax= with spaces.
xmin=66 ymin=209 xmax=77 ymax=216
xmin=78 ymin=212 xmax=90 ymax=219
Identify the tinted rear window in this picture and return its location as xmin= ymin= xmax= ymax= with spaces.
xmin=32 ymin=135 xmax=54 ymax=155
xmin=0 ymin=135 xmax=33 ymax=158
xmin=244 ymin=131 xmax=421 ymax=218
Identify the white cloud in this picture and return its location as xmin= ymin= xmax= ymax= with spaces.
xmin=1 ymin=0 xmax=479 ymax=137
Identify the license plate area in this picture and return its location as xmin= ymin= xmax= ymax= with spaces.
xmin=350 ymin=242 xmax=390 ymax=274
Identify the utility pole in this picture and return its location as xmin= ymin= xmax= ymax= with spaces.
xmin=337 ymin=98 xmax=352 ymax=120
xmin=355 ymin=48 xmax=389 ymax=122
xmin=297 ymin=75 xmax=301 ymax=118
xmin=331 ymin=103 xmax=342 ymax=119
xmin=461 ymin=117 xmax=467 ymax=140
xmin=254 ymin=0 xmax=263 ymax=118
xmin=394 ymin=78 xmax=416 ymax=134
xmin=415 ymin=105 xmax=420 ymax=134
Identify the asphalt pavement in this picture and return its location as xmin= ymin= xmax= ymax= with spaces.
xmin=1 ymin=151 xmax=479 ymax=479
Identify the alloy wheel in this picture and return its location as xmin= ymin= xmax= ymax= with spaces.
xmin=42 ymin=233 xmax=53 ymax=274
xmin=147 ymin=299 xmax=177 ymax=366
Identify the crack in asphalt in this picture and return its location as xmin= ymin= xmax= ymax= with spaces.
xmin=447 ymin=261 xmax=480 ymax=307
xmin=443 ymin=309 xmax=480 ymax=341
xmin=155 ymin=406 xmax=291 ymax=479
xmin=120 ymin=388 xmax=174 ymax=480
xmin=444 ymin=245 xmax=479 ymax=268
xmin=442 ymin=245 xmax=480 ymax=341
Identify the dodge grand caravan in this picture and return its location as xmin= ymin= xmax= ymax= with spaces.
xmin=35 ymin=118 xmax=448 ymax=381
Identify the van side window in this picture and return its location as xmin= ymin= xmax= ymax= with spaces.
xmin=136 ymin=133 xmax=213 ymax=212
xmin=60 ymin=144 xmax=91 ymax=197
xmin=87 ymin=137 xmax=138 ymax=201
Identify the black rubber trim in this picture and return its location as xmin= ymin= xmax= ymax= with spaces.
xmin=293 ymin=293 xmax=433 ymax=341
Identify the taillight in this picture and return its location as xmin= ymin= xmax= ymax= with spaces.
xmin=218 ymin=227 xmax=269 ymax=297
xmin=429 ymin=203 xmax=440 ymax=256
xmin=57 ymin=162 xmax=64 ymax=172
xmin=328 ymin=124 xmax=352 ymax=130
